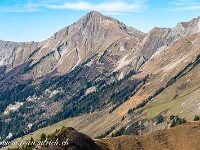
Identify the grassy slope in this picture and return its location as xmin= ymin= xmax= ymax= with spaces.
xmin=1 ymin=111 xmax=108 ymax=149
xmin=2 ymin=36 xmax=200 ymax=150
xmin=98 ymin=121 xmax=200 ymax=150
xmin=137 ymin=62 xmax=200 ymax=120
xmin=3 ymin=60 xmax=199 ymax=150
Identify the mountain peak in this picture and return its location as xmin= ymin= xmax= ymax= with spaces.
xmin=83 ymin=11 xmax=104 ymax=20
xmin=173 ymin=16 xmax=200 ymax=34
xmin=87 ymin=10 xmax=102 ymax=16
xmin=76 ymin=11 xmax=145 ymax=38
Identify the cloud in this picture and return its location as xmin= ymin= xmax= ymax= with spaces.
xmin=0 ymin=2 xmax=40 ymax=12
xmin=169 ymin=0 xmax=200 ymax=11
xmin=102 ymin=11 xmax=129 ymax=16
xmin=46 ymin=0 xmax=148 ymax=13
xmin=0 ymin=9 xmax=37 ymax=13
xmin=0 ymin=0 xmax=148 ymax=13
xmin=171 ymin=2 xmax=199 ymax=6
xmin=170 ymin=5 xmax=200 ymax=11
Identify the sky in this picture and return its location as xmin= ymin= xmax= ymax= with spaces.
xmin=0 ymin=0 xmax=200 ymax=42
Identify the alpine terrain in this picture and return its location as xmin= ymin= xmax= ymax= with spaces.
xmin=0 ymin=11 xmax=200 ymax=149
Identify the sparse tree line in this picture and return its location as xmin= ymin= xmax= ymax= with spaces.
xmin=0 ymin=54 xmax=145 ymax=142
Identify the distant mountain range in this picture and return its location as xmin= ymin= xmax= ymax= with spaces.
xmin=0 ymin=11 xmax=199 ymax=143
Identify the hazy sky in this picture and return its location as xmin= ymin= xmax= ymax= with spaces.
xmin=0 ymin=0 xmax=200 ymax=42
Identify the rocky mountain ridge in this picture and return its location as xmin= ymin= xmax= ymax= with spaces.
xmin=0 ymin=11 xmax=145 ymax=79
xmin=0 ymin=11 xmax=199 ymax=143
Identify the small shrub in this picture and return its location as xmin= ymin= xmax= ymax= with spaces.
xmin=40 ymin=133 xmax=46 ymax=141
xmin=170 ymin=119 xmax=176 ymax=127
xmin=170 ymin=115 xmax=175 ymax=120
xmin=182 ymin=118 xmax=187 ymax=123
xmin=194 ymin=115 xmax=200 ymax=121
xmin=111 ymin=127 xmax=125 ymax=137
xmin=111 ymin=131 xmax=120 ymax=137
xmin=170 ymin=116 xmax=187 ymax=128
xmin=156 ymin=115 xmax=164 ymax=124
xmin=121 ymin=116 xmax=125 ymax=122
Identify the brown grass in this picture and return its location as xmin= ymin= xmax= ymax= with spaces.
xmin=97 ymin=121 xmax=200 ymax=150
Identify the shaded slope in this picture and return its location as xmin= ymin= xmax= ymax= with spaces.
xmin=40 ymin=127 xmax=102 ymax=150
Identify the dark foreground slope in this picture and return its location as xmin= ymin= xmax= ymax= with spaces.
xmin=39 ymin=127 xmax=103 ymax=150
xmin=7 ymin=121 xmax=200 ymax=150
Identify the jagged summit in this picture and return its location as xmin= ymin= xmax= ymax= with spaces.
xmin=85 ymin=10 xmax=103 ymax=18
xmin=148 ymin=16 xmax=200 ymax=36
xmin=77 ymin=10 xmax=104 ymax=24
xmin=173 ymin=16 xmax=200 ymax=35
xmin=77 ymin=10 xmax=124 ymax=30
xmin=0 ymin=11 xmax=146 ymax=77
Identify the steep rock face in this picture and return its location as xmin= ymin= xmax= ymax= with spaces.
xmin=30 ymin=11 xmax=145 ymax=78
xmin=0 ymin=40 xmax=18 ymax=67
xmin=174 ymin=16 xmax=200 ymax=35
xmin=0 ymin=11 xmax=146 ymax=79
xmin=135 ymin=17 xmax=200 ymax=60
xmin=0 ymin=14 xmax=199 ymax=79
xmin=106 ymin=17 xmax=200 ymax=75
xmin=0 ymin=40 xmax=39 ymax=71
